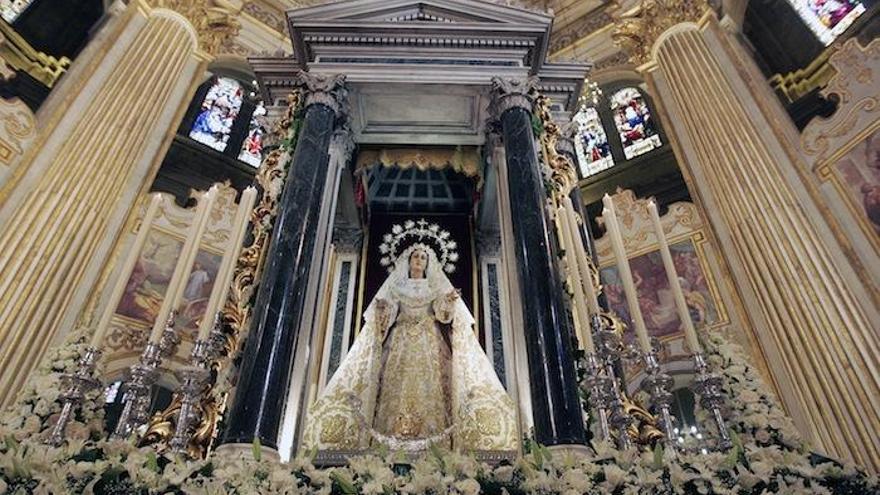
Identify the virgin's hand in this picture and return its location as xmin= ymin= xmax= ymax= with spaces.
xmin=444 ymin=289 xmax=460 ymax=303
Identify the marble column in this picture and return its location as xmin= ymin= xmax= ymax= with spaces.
xmin=615 ymin=5 xmax=879 ymax=471
xmin=491 ymin=77 xmax=587 ymax=447
xmin=221 ymin=73 xmax=346 ymax=451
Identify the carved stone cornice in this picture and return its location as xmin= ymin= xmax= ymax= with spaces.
xmin=611 ymin=0 xmax=710 ymax=66
xmin=549 ymin=10 xmax=614 ymax=54
xmin=151 ymin=0 xmax=241 ymax=56
xmin=476 ymin=229 xmax=503 ymax=258
xmin=490 ymin=76 xmax=539 ymax=118
xmin=294 ymin=72 xmax=348 ymax=118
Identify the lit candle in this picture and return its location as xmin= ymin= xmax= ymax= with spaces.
xmin=647 ymin=200 xmax=702 ymax=354
xmin=91 ymin=194 xmax=164 ymax=348
xmin=147 ymin=186 xmax=218 ymax=344
xmin=557 ymin=204 xmax=595 ymax=353
xmin=563 ymin=197 xmax=601 ymax=316
xmin=196 ymin=187 xmax=257 ymax=341
xmin=602 ymin=194 xmax=651 ymax=352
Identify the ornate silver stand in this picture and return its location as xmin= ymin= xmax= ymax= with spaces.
xmin=581 ymin=351 xmax=610 ymax=442
xmin=692 ymin=353 xmax=732 ymax=450
xmin=169 ymin=314 xmax=224 ymax=455
xmin=46 ymin=346 xmax=103 ymax=446
xmin=111 ymin=312 xmax=180 ymax=440
xmin=640 ymin=339 xmax=676 ymax=447
xmin=592 ymin=314 xmax=633 ymax=450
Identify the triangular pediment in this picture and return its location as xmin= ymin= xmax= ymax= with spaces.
xmin=288 ymin=0 xmax=552 ymax=26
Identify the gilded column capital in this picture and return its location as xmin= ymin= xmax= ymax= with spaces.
xmin=611 ymin=0 xmax=711 ymax=66
xmin=490 ymin=76 xmax=539 ymax=118
xmin=294 ymin=72 xmax=348 ymax=120
xmin=150 ymin=0 xmax=241 ymax=56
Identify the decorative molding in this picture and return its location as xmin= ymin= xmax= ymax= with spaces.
xmin=0 ymin=98 xmax=36 ymax=173
xmin=332 ymin=225 xmax=363 ymax=255
xmin=151 ymin=0 xmax=241 ymax=56
xmin=242 ymin=1 xmax=286 ymax=33
xmin=476 ymin=229 xmax=503 ymax=257
xmin=490 ymin=76 xmax=539 ymax=117
xmin=611 ymin=0 xmax=710 ymax=66
xmin=801 ymin=38 xmax=879 ymax=167
xmin=549 ymin=10 xmax=613 ymax=54
xmin=593 ymin=51 xmax=632 ymax=71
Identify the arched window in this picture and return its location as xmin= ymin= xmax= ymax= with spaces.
xmin=574 ymin=107 xmax=614 ymax=177
xmin=787 ymin=0 xmax=865 ymax=45
xmin=1 ymin=0 xmax=33 ymax=22
xmin=189 ymin=77 xmax=245 ymax=153
xmin=237 ymin=101 xmax=267 ymax=167
xmin=609 ymin=87 xmax=662 ymax=160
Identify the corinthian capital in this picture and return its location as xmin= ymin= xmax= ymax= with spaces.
xmin=611 ymin=0 xmax=711 ymax=66
xmin=151 ymin=0 xmax=240 ymax=56
xmin=490 ymin=76 xmax=539 ymax=118
xmin=294 ymin=72 xmax=348 ymax=119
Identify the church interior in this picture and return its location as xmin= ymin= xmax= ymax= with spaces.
xmin=0 ymin=0 xmax=877 ymax=492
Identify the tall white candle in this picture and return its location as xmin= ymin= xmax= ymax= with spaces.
xmin=91 ymin=194 xmax=164 ymax=348
xmin=196 ymin=187 xmax=257 ymax=341
xmin=563 ymin=197 xmax=601 ymax=316
xmin=602 ymin=194 xmax=652 ymax=352
xmin=647 ymin=201 xmax=702 ymax=354
xmin=148 ymin=186 xmax=218 ymax=344
xmin=557 ymin=205 xmax=595 ymax=353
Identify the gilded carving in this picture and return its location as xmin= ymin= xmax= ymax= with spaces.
xmin=151 ymin=0 xmax=241 ymax=56
xmin=0 ymin=98 xmax=36 ymax=167
xmin=611 ymin=0 xmax=710 ymax=66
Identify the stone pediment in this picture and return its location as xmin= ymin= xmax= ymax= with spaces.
xmin=285 ymin=0 xmax=554 ymax=73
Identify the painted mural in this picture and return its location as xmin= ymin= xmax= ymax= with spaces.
xmin=833 ymin=128 xmax=880 ymax=235
xmin=600 ymin=239 xmax=718 ymax=341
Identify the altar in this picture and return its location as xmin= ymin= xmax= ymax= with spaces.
xmin=218 ymin=0 xmax=590 ymax=462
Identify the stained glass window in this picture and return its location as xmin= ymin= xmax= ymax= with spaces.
xmin=610 ymin=87 xmax=662 ymax=160
xmin=238 ymin=101 xmax=267 ymax=167
xmin=189 ymin=77 xmax=243 ymax=153
xmin=1 ymin=0 xmax=33 ymax=22
xmin=574 ymin=107 xmax=614 ymax=178
xmin=788 ymin=0 xmax=865 ymax=45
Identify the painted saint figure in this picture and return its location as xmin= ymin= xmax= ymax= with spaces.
xmin=302 ymin=243 xmax=517 ymax=453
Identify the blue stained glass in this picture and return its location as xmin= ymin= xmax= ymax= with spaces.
xmin=189 ymin=77 xmax=243 ymax=153
xmin=610 ymin=87 xmax=662 ymax=160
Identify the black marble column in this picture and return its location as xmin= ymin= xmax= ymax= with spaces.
xmin=492 ymin=78 xmax=587 ymax=447
xmin=222 ymin=75 xmax=345 ymax=449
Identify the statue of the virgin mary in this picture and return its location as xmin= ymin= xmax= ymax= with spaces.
xmin=302 ymin=227 xmax=518 ymax=454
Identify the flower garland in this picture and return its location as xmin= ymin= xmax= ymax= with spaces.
xmin=1 ymin=330 xmax=877 ymax=493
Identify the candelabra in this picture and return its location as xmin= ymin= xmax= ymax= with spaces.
xmin=169 ymin=314 xmax=225 ymax=455
xmin=46 ymin=347 xmax=103 ymax=447
xmin=592 ymin=314 xmax=634 ymax=450
xmin=580 ymin=350 xmax=610 ymax=442
xmin=692 ymin=353 xmax=732 ymax=450
xmin=111 ymin=312 xmax=180 ymax=440
xmin=640 ymin=338 xmax=676 ymax=448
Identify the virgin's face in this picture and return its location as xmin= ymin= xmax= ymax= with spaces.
xmin=409 ymin=249 xmax=428 ymax=276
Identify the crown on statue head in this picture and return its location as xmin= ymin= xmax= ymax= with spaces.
xmin=379 ymin=218 xmax=459 ymax=274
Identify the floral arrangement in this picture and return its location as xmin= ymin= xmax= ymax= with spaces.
xmin=1 ymin=328 xmax=878 ymax=493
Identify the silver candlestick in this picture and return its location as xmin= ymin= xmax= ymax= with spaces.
xmin=581 ymin=351 xmax=611 ymax=442
xmin=641 ymin=338 xmax=676 ymax=448
xmin=593 ymin=314 xmax=633 ymax=450
xmin=46 ymin=346 xmax=103 ymax=446
xmin=111 ymin=311 xmax=178 ymax=440
xmin=169 ymin=314 xmax=223 ymax=455
xmin=692 ymin=353 xmax=732 ymax=450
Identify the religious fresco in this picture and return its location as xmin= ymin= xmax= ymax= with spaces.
xmin=114 ymin=228 xmax=182 ymax=325
xmin=113 ymin=228 xmax=222 ymax=334
xmin=609 ymin=87 xmax=661 ymax=160
xmin=600 ymin=239 xmax=718 ymax=341
xmin=189 ymin=77 xmax=244 ymax=153
xmin=173 ymin=249 xmax=223 ymax=334
xmin=833 ymin=127 xmax=880 ymax=235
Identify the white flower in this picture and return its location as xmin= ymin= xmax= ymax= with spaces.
xmin=362 ymin=479 xmax=385 ymax=494
xmin=493 ymin=465 xmax=515 ymax=483
xmin=602 ymin=464 xmax=628 ymax=489
xmin=392 ymin=224 xmax=403 ymax=234
xmin=453 ymin=478 xmax=481 ymax=495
